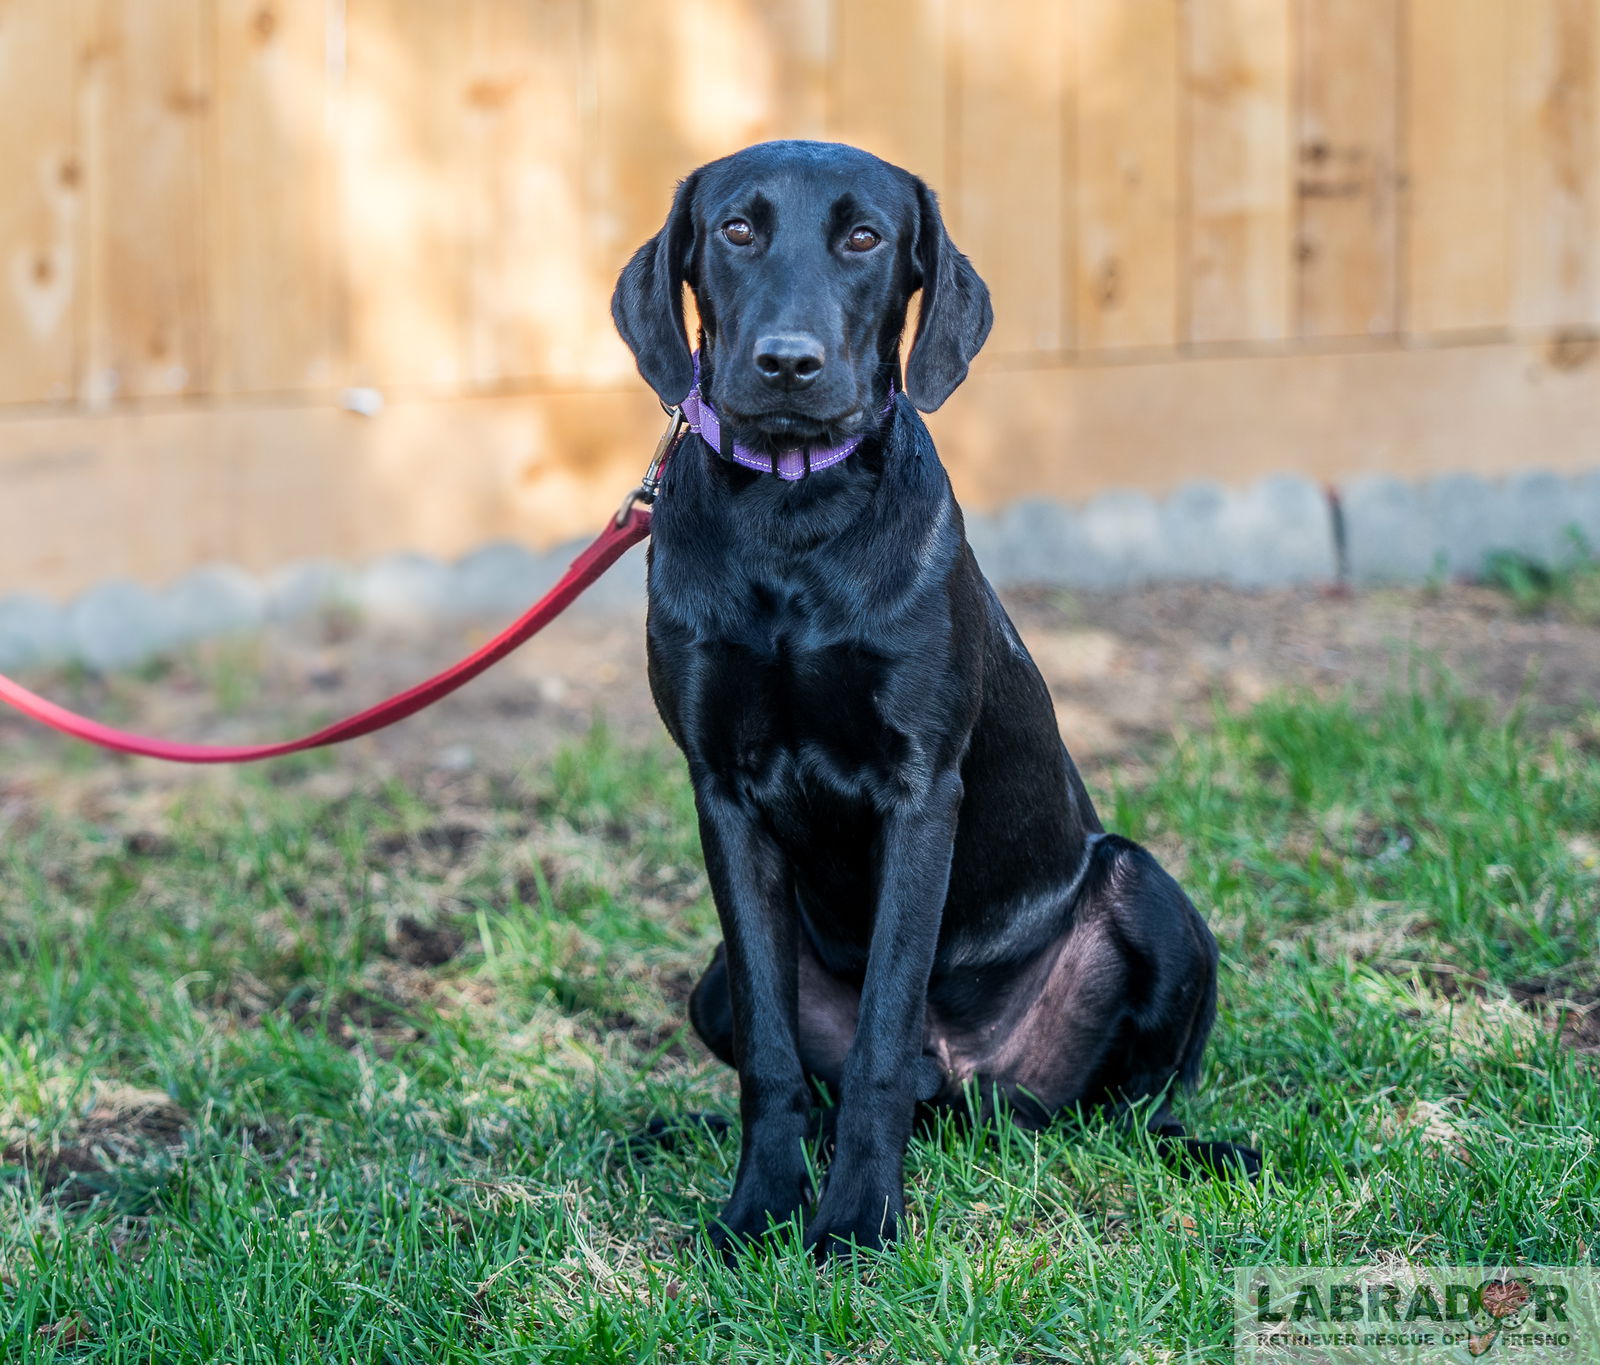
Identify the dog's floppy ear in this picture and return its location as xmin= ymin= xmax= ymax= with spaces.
xmin=905 ymin=179 xmax=993 ymax=412
xmin=611 ymin=172 xmax=701 ymax=405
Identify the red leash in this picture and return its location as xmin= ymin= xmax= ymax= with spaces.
xmin=0 ymin=410 xmax=685 ymax=764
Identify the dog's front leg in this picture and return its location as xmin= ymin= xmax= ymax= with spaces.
xmin=806 ymin=769 xmax=962 ymax=1257
xmin=692 ymin=777 xmax=812 ymax=1254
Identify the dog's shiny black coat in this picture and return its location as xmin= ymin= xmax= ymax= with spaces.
xmin=612 ymin=142 xmax=1257 ymax=1258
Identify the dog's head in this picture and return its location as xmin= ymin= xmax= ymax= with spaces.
xmin=612 ymin=141 xmax=992 ymax=453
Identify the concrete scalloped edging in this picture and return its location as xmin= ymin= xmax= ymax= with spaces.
xmin=3 ymin=468 xmax=1597 ymax=673
xmin=964 ymin=473 xmax=1337 ymax=590
xmin=0 ymin=536 xmax=652 ymax=674
xmin=1339 ymin=468 xmax=1600 ymax=584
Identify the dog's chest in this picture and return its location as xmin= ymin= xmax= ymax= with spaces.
xmin=681 ymin=625 xmax=918 ymax=811
xmin=647 ymin=498 xmax=957 ymax=836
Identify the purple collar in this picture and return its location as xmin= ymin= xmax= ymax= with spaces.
xmin=678 ymin=355 xmax=896 ymax=481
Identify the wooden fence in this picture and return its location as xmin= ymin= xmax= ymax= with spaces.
xmin=5 ymin=0 xmax=1600 ymax=598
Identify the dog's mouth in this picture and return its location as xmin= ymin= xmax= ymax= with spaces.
xmin=715 ymin=403 xmax=875 ymax=455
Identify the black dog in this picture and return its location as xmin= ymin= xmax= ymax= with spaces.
xmin=612 ymin=141 xmax=1257 ymax=1259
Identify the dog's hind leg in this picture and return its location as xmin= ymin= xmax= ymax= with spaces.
xmin=688 ymin=937 xmax=861 ymax=1088
xmin=984 ymin=835 xmax=1259 ymax=1176
xmin=688 ymin=942 xmax=737 ymax=1068
xmin=1146 ymin=950 xmax=1260 ymax=1179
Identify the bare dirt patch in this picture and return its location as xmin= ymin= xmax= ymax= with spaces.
xmin=3 ymin=1085 xmax=189 ymax=1204
xmin=1511 ymin=979 xmax=1600 ymax=1056
xmin=1006 ymin=581 xmax=1600 ymax=764
xmin=4 ymin=582 xmax=1596 ymax=797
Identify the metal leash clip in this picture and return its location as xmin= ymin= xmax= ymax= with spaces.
xmin=615 ymin=401 xmax=688 ymax=526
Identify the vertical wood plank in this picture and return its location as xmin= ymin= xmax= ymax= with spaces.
xmin=0 ymin=0 xmax=84 ymax=406
xmin=1404 ymin=0 xmax=1511 ymax=335
xmin=952 ymin=0 xmax=1069 ymax=355
xmin=460 ymin=0 xmax=586 ymax=385
xmin=86 ymin=0 xmax=210 ymax=400
xmin=588 ymin=0 xmax=700 ymax=382
xmin=1075 ymin=0 xmax=1181 ymax=351
xmin=1295 ymin=0 xmax=1399 ymax=339
xmin=831 ymin=0 xmax=947 ymax=180
xmin=211 ymin=0 xmax=337 ymax=394
xmin=343 ymin=0 xmax=469 ymax=390
xmin=1509 ymin=0 xmax=1600 ymax=330
xmin=1185 ymin=0 xmax=1293 ymax=345
xmin=588 ymin=0 xmax=831 ymax=381
xmin=750 ymin=0 xmax=831 ymax=138
xmin=681 ymin=0 xmax=828 ymax=148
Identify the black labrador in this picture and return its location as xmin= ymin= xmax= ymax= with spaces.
xmin=611 ymin=141 xmax=1257 ymax=1259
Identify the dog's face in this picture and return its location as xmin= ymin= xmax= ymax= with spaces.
xmin=612 ymin=141 xmax=992 ymax=451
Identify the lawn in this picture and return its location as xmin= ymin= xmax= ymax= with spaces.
xmin=2 ymin=673 xmax=1597 ymax=1362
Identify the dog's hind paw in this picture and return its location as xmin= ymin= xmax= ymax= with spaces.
xmin=1163 ymin=1136 xmax=1262 ymax=1181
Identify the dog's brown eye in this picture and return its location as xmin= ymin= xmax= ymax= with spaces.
xmin=846 ymin=226 xmax=881 ymax=252
xmin=722 ymin=219 xmax=754 ymax=246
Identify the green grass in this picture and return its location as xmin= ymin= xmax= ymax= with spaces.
xmin=2 ymin=684 xmax=1598 ymax=1363
xmin=1481 ymin=526 xmax=1600 ymax=623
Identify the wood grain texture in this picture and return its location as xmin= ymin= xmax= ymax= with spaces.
xmin=211 ymin=0 xmax=337 ymax=394
xmin=460 ymin=0 xmax=586 ymax=385
xmin=0 ymin=388 xmax=668 ymax=597
xmin=0 ymin=409 xmax=231 ymax=591
xmin=1185 ymin=0 xmax=1294 ymax=344
xmin=927 ymin=339 xmax=1600 ymax=512
xmin=749 ymin=0 xmax=831 ymax=139
xmin=11 ymin=339 xmax=1600 ymax=599
xmin=1509 ymin=0 xmax=1600 ymax=329
xmin=0 ymin=0 xmax=84 ymax=407
xmin=831 ymin=0 xmax=948 ymax=180
xmin=1074 ymin=0 xmax=1182 ymax=351
xmin=86 ymin=0 xmax=210 ymax=400
xmin=680 ymin=0 xmax=829 ymax=149
xmin=588 ymin=0 xmax=698 ymax=383
xmin=1295 ymin=0 xmax=1399 ymax=339
xmin=343 ymin=0 xmax=469 ymax=390
xmin=590 ymin=0 xmax=833 ymax=380
xmin=2 ymin=2 xmax=1598 ymax=599
xmin=1404 ymin=0 xmax=1511 ymax=335
xmin=951 ymin=0 xmax=1069 ymax=355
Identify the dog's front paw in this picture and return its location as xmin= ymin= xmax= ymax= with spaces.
xmin=705 ymin=1171 xmax=810 ymax=1261
xmin=804 ymin=1181 xmax=904 ymax=1260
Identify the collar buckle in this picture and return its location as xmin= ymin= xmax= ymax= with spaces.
xmin=615 ymin=403 xmax=688 ymax=525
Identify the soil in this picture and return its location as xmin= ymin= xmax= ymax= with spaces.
xmin=3 ymin=581 xmax=1597 ymax=795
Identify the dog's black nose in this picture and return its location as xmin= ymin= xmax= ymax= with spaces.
xmin=753 ymin=335 xmax=825 ymax=389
